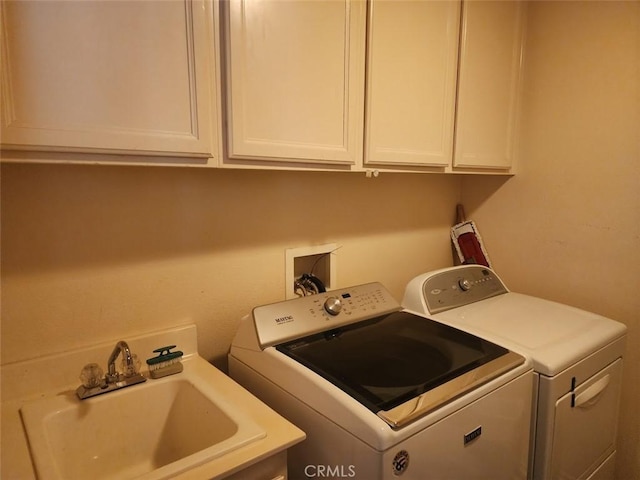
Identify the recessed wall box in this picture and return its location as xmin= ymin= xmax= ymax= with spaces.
xmin=285 ymin=244 xmax=337 ymax=299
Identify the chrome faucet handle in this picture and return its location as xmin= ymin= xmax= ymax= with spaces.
xmin=80 ymin=363 xmax=105 ymax=388
xmin=121 ymin=354 xmax=141 ymax=377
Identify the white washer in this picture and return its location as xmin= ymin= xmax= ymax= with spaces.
xmin=403 ymin=265 xmax=627 ymax=480
xmin=230 ymin=282 xmax=534 ymax=479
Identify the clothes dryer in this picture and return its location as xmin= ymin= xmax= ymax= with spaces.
xmin=403 ymin=265 xmax=627 ymax=480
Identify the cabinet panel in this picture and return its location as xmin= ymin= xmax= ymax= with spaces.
xmin=1 ymin=0 xmax=215 ymax=158
xmin=224 ymin=0 xmax=366 ymax=165
xmin=365 ymin=0 xmax=460 ymax=168
xmin=454 ymin=0 xmax=525 ymax=169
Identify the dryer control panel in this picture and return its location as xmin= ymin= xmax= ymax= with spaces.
xmin=421 ymin=265 xmax=508 ymax=314
xmin=252 ymin=282 xmax=401 ymax=348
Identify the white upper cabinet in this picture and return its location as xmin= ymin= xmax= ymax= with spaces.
xmin=365 ymin=0 xmax=525 ymax=172
xmin=1 ymin=0 xmax=218 ymax=161
xmin=1 ymin=0 xmax=524 ymax=173
xmin=365 ymin=0 xmax=461 ymax=168
xmin=454 ymin=0 xmax=526 ymax=170
xmin=223 ymin=0 xmax=366 ymax=166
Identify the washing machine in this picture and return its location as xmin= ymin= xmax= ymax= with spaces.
xmin=403 ymin=265 xmax=627 ymax=480
xmin=229 ymin=282 xmax=534 ymax=479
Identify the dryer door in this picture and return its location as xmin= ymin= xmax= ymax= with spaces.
xmin=551 ymin=358 xmax=623 ymax=480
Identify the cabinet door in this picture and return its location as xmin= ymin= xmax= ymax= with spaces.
xmin=224 ymin=0 xmax=366 ymax=166
xmin=365 ymin=0 xmax=461 ymax=168
xmin=454 ymin=0 xmax=525 ymax=170
xmin=1 ymin=0 xmax=216 ymax=158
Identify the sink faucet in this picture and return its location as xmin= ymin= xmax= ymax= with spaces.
xmin=76 ymin=340 xmax=146 ymax=400
xmin=106 ymin=340 xmax=134 ymax=383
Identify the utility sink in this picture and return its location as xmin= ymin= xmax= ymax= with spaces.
xmin=20 ymin=362 xmax=266 ymax=480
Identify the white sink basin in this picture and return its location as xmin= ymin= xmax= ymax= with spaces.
xmin=20 ymin=363 xmax=266 ymax=480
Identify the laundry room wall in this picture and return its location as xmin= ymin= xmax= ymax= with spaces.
xmin=0 ymin=165 xmax=460 ymax=371
xmin=460 ymin=2 xmax=639 ymax=479
xmin=3 ymin=2 xmax=638 ymax=478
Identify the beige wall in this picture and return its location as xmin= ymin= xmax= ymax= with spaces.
xmin=1 ymin=165 xmax=460 ymax=369
xmin=461 ymin=2 xmax=639 ymax=479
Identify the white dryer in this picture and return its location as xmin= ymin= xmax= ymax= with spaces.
xmin=403 ymin=265 xmax=627 ymax=480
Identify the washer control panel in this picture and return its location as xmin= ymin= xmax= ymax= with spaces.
xmin=253 ymin=282 xmax=401 ymax=348
xmin=422 ymin=266 xmax=508 ymax=314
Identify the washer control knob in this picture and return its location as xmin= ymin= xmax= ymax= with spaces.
xmin=458 ymin=279 xmax=472 ymax=291
xmin=324 ymin=296 xmax=343 ymax=316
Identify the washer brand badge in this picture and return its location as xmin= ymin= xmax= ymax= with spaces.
xmin=392 ymin=450 xmax=409 ymax=476
xmin=464 ymin=426 xmax=482 ymax=445
xmin=274 ymin=315 xmax=294 ymax=325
